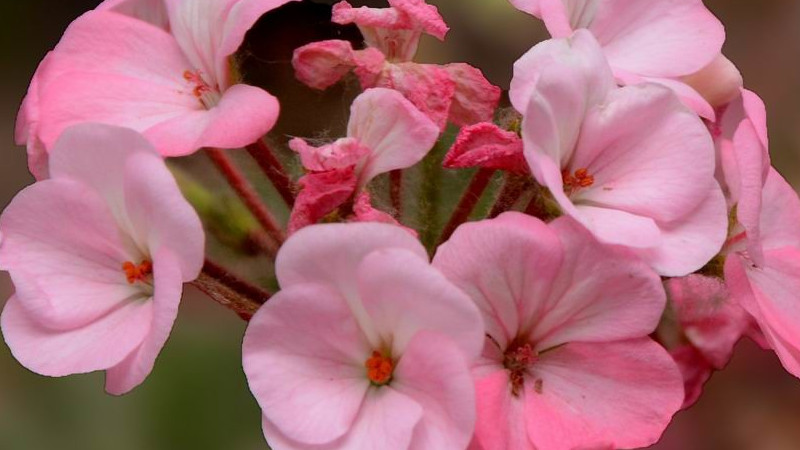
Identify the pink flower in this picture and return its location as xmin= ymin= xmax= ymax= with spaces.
xmin=662 ymin=275 xmax=752 ymax=408
xmin=0 ymin=124 xmax=204 ymax=395
xmin=725 ymin=168 xmax=800 ymax=377
xmin=292 ymin=0 xmax=500 ymax=129
xmin=288 ymin=88 xmax=438 ymax=233
xmin=17 ymin=0 xmax=296 ymax=178
xmin=512 ymin=31 xmax=728 ymax=276
xmin=433 ymin=213 xmax=684 ymax=450
xmin=242 ymin=222 xmax=484 ymax=449
xmin=510 ymin=0 xmax=727 ymax=119
xmin=443 ymin=122 xmax=527 ymax=175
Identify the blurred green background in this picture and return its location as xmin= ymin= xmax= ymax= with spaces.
xmin=1 ymin=1 xmax=799 ymax=449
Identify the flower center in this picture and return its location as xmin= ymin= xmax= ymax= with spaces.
xmin=123 ymin=260 xmax=153 ymax=285
xmin=183 ymin=70 xmax=221 ymax=109
xmin=365 ymin=350 xmax=394 ymax=386
xmin=562 ymin=167 xmax=594 ymax=195
xmin=503 ymin=340 xmax=538 ymax=396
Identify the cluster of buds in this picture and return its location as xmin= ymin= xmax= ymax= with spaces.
xmin=2 ymin=0 xmax=798 ymax=449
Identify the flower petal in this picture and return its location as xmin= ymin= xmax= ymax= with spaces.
xmin=243 ymin=283 xmax=371 ymax=445
xmin=433 ymin=212 xmax=563 ymax=350
xmin=105 ymin=248 xmax=184 ymax=395
xmin=526 ymin=339 xmax=684 ymax=450
xmin=357 ymin=248 xmax=484 ymax=359
xmin=0 ymin=179 xmax=135 ymax=329
xmin=533 ymin=217 xmax=666 ymax=349
xmin=1 ymin=294 xmax=152 ymax=377
xmin=348 ymin=88 xmax=439 ymax=185
xmin=392 ymin=331 xmax=477 ymax=450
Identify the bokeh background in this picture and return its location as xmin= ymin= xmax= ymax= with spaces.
xmin=1 ymin=0 xmax=799 ymax=449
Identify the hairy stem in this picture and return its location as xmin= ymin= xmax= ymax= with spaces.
xmin=488 ymin=174 xmax=530 ymax=218
xmin=389 ymin=169 xmax=403 ymax=218
xmin=439 ymin=168 xmax=495 ymax=244
xmin=206 ymin=148 xmax=286 ymax=245
xmin=246 ymin=140 xmax=296 ymax=207
xmin=192 ymin=259 xmax=271 ymax=321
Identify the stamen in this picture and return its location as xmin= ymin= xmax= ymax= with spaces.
xmin=182 ymin=70 xmax=220 ymax=108
xmin=503 ymin=340 xmax=538 ymax=396
xmin=562 ymin=167 xmax=595 ymax=195
xmin=365 ymin=350 xmax=394 ymax=386
xmin=123 ymin=260 xmax=153 ymax=284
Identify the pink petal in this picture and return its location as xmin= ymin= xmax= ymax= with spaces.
xmin=121 ymin=152 xmax=205 ymax=280
xmin=526 ymin=339 xmax=684 ymax=449
xmin=511 ymin=29 xmax=613 ymax=114
xmin=443 ymin=64 xmax=501 ymax=127
xmin=389 ymin=0 xmax=449 ymax=40
xmin=357 ymin=248 xmax=483 ymax=359
xmin=276 ymin=222 xmax=427 ymax=290
xmin=289 ymin=137 xmax=370 ymax=172
xmin=143 ymin=83 xmax=280 ymax=157
xmin=366 ymin=63 xmax=455 ymax=131
xmin=348 ymin=88 xmax=440 ymax=185
xmin=288 ymin=168 xmax=357 ymax=234
xmin=165 ymin=0 xmax=298 ymax=86
xmin=15 ymin=53 xmax=50 ymax=179
xmin=534 ymin=217 xmax=666 ymax=349
xmin=472 ymin=370 xmax=531 ymax=450
xmin=539 ymin=0 xmax=724 ymax=78
xmin=727 ymin=248 xmax=800 ymax=377
xmin=433 ymin=212 xmax=563 ymax=350
xmin=623 ymin=74 xmax=715 ymax=120
xmin=508 ymin=0 xmax=540 ymax=16
xmin=392 ymin=331 xmax=477 ymax=450
xmin=1 ymin=293 xmax=152 ymax=377
xmin=758 ymin=168 xmax=800 ymax=252
xmin=635 ymin=187 xmax=728 ymax=277
xmin=571 ymin=84 xmax=717 ymax=224
xmin=571 ymin=204 xmax=661 ymax=249
xmin=669 ymin=345 xmax=714 ymax=409
xmin=443 ymin=122 xmax=527 ymax=174
xmin=292 ymin=40 xmax=358 ymax=90
xmin=666 ymin=275 xmax=749 ymax=369
xmin=105 ymin=248 xmax=184 ymax=395
xmin=0 ymin=179 xmax=135 ymax=329
xmin=682 ymin=54 xmax=743 ymax=108
xmin=48 ymin=123 xmax=156 ymax=205
xmin=243 ymin=283 xmax=371 ymax=445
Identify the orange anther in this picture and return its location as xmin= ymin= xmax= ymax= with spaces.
xmin=365 ymin=351 xmax=394 ymax=385
xmin=562 ymin=167 xmax=594 ymax=194
xmin=123 ymin=260 xmax=153 ymax=284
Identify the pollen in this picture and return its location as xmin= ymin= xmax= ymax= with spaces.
xmin=365 ymin=350 xmax=394 ymax=386
xmin=562 ymin=167 xmax=595 ymax=195
xmin=123 ymin=260 xmax=153 ymax=284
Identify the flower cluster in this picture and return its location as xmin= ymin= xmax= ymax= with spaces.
xmin=3 ymin=0 xmax=799 ymax=449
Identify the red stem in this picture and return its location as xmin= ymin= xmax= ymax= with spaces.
xmin=389 ymin=169 xmax=403 ymax=218
xmin=206 ymin=148 xmax=286 ymax=245
xmin=192 ymin=259 xmax=271 ymax=321
xmin=488 ymin=175 xmax=529 ymax=219
xmin=246 ymin=140 xmax=296 ymax=206
xmin=438 ymin=169 xmax=495 ymax=244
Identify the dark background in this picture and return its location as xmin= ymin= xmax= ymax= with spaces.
xmin=0 ymin=1 xmax=799 ymax=448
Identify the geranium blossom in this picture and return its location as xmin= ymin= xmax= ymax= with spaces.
xmin=512 ymin=30 xmax=728 ymax=276
xmin=288 ymin=88 xmax=438 ymax=233
xmin=292 ymin=0 xmax=500 ymax=129
xmin=0 ymin=123 xmax=204 ymax=394
xmin=725 ymin=168 xmax=800 ymax=377
xmin=16 ymin=0 xmax=296 ymax=178
xmin=509 ymin=0 xmax=729 ymax=118
xmin=433 ymin=213 xmax=684 ymax=450
xmin=243 ymin=222 xmax=484 ymax=449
